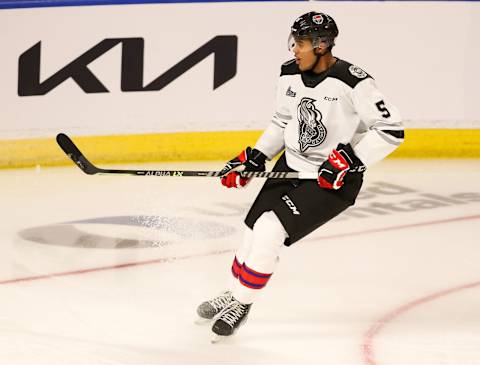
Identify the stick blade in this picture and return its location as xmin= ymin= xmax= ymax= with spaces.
xmin=56 ymin=133 xmax=99 ymax=175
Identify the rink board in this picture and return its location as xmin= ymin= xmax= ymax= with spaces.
xmin=1 ymin=129 xmax=480 ymax=169
xmin=1 ymin=1 xmax=479 ymax=168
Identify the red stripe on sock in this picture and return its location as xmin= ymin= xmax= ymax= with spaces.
xmin=231 ymin=256 xmax=242 ymax=278
xmin=238 ymin=275 xmax=265 ymax=289
xmin=242 ymin=264 xmax=272 ymax=278
xmin=239 ymin=263 xmax=271 ymax=289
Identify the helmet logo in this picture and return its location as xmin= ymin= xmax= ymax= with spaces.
xmin=312 ymin=14 xmax=324 ymax=25
xmin=297 ymin=97 xmax=327 ymax=152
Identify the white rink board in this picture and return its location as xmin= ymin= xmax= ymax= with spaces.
xmin=1 ymin=1 xmax=479 ymax=139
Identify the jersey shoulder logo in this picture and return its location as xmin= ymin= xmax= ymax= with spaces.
xmin=348 ymin=65 xmax=367 ymax=79
xmin=297 ymin=97 xmax=327 ymax=152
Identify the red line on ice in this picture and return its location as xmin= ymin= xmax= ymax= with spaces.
xmin=360 ymin=214 xmax=480 ymax=365
xmin=0 ymin=214 xmax=478 ymax=286
xmin=0 ymin=249 xmax=232 ymax=285
xmin=310 ymin=214 xmax=480 ymax=241
xmin=362 ymin=280 xmax=480 ymax=365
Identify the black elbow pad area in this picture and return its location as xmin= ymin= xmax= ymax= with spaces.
xmin=383 ymin=130 xmax=405 ymax=139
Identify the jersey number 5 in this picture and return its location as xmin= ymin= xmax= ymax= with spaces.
xmin=375 ymin=100 xmax=391 ymax=118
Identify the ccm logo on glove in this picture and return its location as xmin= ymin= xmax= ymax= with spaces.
xmin=317 ymin=143 xmax=365 ymax=190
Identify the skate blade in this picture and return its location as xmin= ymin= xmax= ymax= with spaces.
xmin=211 ymin=334 xmax=226 ymax=344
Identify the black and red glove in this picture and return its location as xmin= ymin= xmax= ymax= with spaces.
xmin=220 ymin=147 xmax=267 ymax=188
xmin=318 ymin=143 xmax=365 ymax=190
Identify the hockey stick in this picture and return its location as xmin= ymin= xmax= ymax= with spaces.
xmin=56 ymin=133 xmax=317 ymax=179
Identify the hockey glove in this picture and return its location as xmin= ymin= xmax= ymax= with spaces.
xmin=318 ymin=143 xmax=365 ymax=190
xmin=220 ymin=147 xmax=267 ymax=188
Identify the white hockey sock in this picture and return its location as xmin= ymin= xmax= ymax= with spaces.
xmin=228 ymin=227 xmax=254 ymax=290
xmin=233 ymin=211 xmax=288 ymax=304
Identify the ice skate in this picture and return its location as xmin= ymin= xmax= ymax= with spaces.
xmin=211 ymin=298 xmax=251 ymax=343
xmin=195 ymin=290 xmax=232 ymax=324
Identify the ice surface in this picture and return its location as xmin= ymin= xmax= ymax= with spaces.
xmin=0 ymin=159 xmax=479 ymax=365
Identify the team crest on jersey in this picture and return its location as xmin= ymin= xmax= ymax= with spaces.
xmin=297 ymin=97 xmax=327 ymax=152
xmin=349 ymin=65 xmax=367 ymax=79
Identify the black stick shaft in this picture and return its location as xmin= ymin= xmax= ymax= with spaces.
xmin=56 ymin=133 xmax=317 ymax=179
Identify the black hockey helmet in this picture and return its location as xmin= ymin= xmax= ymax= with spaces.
xmin=289 ymin=11 xmax=339 ymax=51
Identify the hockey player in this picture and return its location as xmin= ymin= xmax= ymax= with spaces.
xmin=197 ymin=11 xmax=404 ymax=341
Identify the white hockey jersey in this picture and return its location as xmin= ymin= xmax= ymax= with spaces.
xmin=255 ymin=58 xmax=404 ymax=172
